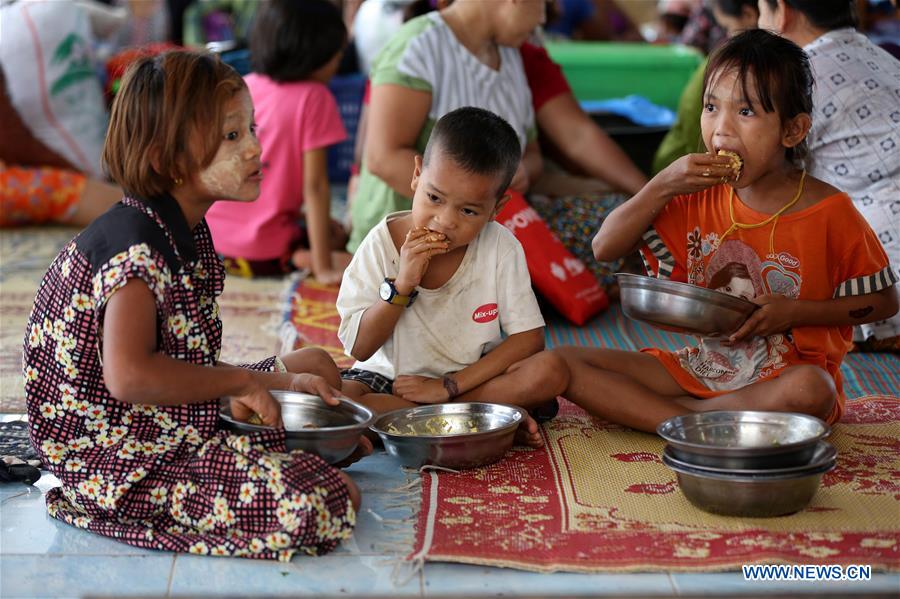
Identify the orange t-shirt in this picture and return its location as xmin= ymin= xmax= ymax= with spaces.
xmin=639 ymin=184 xmax=895 ymax=423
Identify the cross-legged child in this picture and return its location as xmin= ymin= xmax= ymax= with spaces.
xmin=336 ymin=107 xmax=569 ymax=447
xmin=555 ymin=30 xmax=898 ymax=433
xmin=206 ymin=0 xmax=352 ymax=283
xmin=23 ymin=51 xmax=365 ymax=561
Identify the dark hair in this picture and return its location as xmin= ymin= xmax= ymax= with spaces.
xmin=709 ymin=261 xmax=751 ymax=290
xmin=703 ymin=29 xmax=813 ymax=164
xmin=102 ymin=51 xmax=246 ymax=198
xmin=250 ymin=0 xmax=346 ymax=82
xmin=761 ymin=0 xmax=857 ymax=30
xmin=714 ymin=0 xmax=759 ymax=17
xmin=423 ymin=107 xmax=521 ymax=197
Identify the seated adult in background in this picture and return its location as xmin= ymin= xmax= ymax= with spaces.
xmin=347 ymin=0 xmax=546 ymax=253
xmin=519 ymin=41 xmax=649 ymax=287
xmin=761 ymin=0 xmax=900 ymax=351
xmin=0 ymin=69 xmax=120 ymax=228
xmin=652 ymin=0 xmax=760 ymax=174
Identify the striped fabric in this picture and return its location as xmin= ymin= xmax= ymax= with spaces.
xmin=640 ymin=227 xmax=675 ymax=279
xmin=545 ymin=304 xmax=899 ymax=399
xmin=833 ymin=265 xmax=898 ymax=298
xmin=390 ymin=12 xmax=536 ymax=151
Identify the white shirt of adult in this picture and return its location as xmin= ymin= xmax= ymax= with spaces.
xmin=337 ymin=212 xmax=545 ymax=380
xmin=804 ymin=28 xmax=900 ymax=340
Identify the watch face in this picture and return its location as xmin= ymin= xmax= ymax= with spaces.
xmin=379 ymin=280 xmax=392 ymax=301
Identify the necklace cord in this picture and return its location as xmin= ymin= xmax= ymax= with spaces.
xmin=720 ymin=170 xmax=806 ymax=254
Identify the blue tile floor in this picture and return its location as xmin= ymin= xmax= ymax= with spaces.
xmin=2 ymin=415 xmax=897 ymax=598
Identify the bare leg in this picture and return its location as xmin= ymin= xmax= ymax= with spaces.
xmin=556 ymin=348 xmax=838 ymax=433
xmin=675 ymin=365 xmax=836 ymax=421
xmin=453 ymin=351 xmax=571 ymax=448
xmin=280 ymin=347 xmax=342 ymax=388
xmin=554 ymin=347 xmax=693 ymax=433
xmin=455 ymin=351 xmax=569 ymax=409
xmin=62 ymin=178 xmax=122 ymax=227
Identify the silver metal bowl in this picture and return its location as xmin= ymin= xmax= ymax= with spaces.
xmin=663 ymin=452 xmax=835 ymax=517
xmin=370 ymin=403 xmax=526 ymax=469
xmin=219 ymin=390 xmax=374 ymax=464
xmin=658 ymin=411 xmax=830 ymax=469
xmin=616 ymin=273 xmax=757 ymax=336
xmin=663 ymin=441 xmax=836 ymax=476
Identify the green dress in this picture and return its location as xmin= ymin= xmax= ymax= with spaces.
xmin=651 ymin=57 xmax=707 ymax=175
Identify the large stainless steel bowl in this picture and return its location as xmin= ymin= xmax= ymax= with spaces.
xmin=219 ymin=391 xmax=374 ymax=464
xmin=370 ymin=403 xmax=526 ymax=469
xmin=663 ymin=441 xmax=836 ymax=476
xmin=617 ymin=273 xmax=757 ymax=336
xmin=657 ymin=411 xmax=830 ymax=469
xmin=662 ymin=452 xmax=835 ymax=517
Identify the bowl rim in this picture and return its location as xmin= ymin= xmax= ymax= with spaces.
xmin=662 ymin=452 xmax=836 ymax=481
xmin=662 ymin=441 xmax=837 ymax=475
xmin=219 ymin=394 xmax=375 ymax=433
xmin=657 ymin=410 xmax=831 ymax=455
xmin=370 ymin=402 xmax=527 ymax=440
xmin=615 ymin=272 xmax=757 ymax=313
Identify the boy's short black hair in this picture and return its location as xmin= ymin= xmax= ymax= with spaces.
xmin=704 ymin=29 xmax=814 ymax=165
xmin=423 ymin=107 xmax=521 ymax=197
xmin=761 ymin=0 xmax=856 ymax=30
xmin=250 ymin=0 xmax=346 ymax=82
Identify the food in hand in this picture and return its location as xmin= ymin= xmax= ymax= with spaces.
xmin=415 ymin=226 xmax=445 ymax=243
xmin=717 ymin=150 xmax=743 ymax=180
xmin=247 ymin=413 xmax=264 ymax=425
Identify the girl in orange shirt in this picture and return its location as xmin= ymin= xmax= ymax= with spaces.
xmin=555 ymin=29 xmax=898 ymax=432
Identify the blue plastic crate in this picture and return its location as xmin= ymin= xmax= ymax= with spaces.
xmin=327 ymin=74 xmax=367 ymax=185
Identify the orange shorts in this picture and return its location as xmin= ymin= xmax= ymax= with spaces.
xmin=0 ymin=164 xmax=85 ymax=227
xmin=644 ymin=347 xmax=844 ymax=425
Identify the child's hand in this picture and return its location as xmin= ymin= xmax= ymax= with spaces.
xmin=396 ymin=227 xmax=449 ymax=293
xmin=231 ymin=383 xmax=283 ymax=428
xmin=287 ymin=373 xmax=346 ymax=407
xmin=393 ymin=375 xmax=449 ymax=404
xmin=655 ymin=153 xmax=737 ymax=197
xmin=727 ymin=294 xmax=796 ymax=344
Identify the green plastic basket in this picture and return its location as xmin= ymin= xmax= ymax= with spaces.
xmin=544 ymin=42 xmax=703 ymax=111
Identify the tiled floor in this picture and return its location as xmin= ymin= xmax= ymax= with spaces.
xmin=2 ymin=436 xmax=897 ymax=598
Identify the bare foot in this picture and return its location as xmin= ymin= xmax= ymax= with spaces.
xmin=514 ymin=414 xmax=544 ymax=448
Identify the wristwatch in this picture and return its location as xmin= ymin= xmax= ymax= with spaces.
xmin=379 ymin=278 xmax=418 ymax=307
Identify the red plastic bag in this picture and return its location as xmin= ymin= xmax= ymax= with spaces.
xmin=496 ymin=191 xmax=608 ymax=325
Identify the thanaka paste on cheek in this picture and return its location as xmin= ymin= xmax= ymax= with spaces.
xmin=199 ymin=152 xmax=245 ymax=198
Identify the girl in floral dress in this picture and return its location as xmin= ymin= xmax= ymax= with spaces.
xmin=22 ymin=51 xmax=364 ymax=561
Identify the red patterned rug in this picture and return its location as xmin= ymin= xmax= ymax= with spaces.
xmin=407 ymin=396 xmax=900 ymax=572
xmin=281 ymin=276 xmax=354 ymax=369
xmin=282 ymin=276 xmax=900 ymax=572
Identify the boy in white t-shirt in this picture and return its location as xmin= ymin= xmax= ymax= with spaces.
xmin=337 ymin=107 xmax=568 ymax=447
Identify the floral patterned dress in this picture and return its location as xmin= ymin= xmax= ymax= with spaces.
xmin=23 ymin=196 xmax=355 ymax=561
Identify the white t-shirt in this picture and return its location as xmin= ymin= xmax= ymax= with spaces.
xmin=337 ymin=212 xmax=545 ymax=380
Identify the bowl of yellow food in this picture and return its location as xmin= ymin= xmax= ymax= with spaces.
xmin=370 ymin=403 xmax=526 ymax=469
xmin=219 ymin=390 xmax=374 ymax=464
